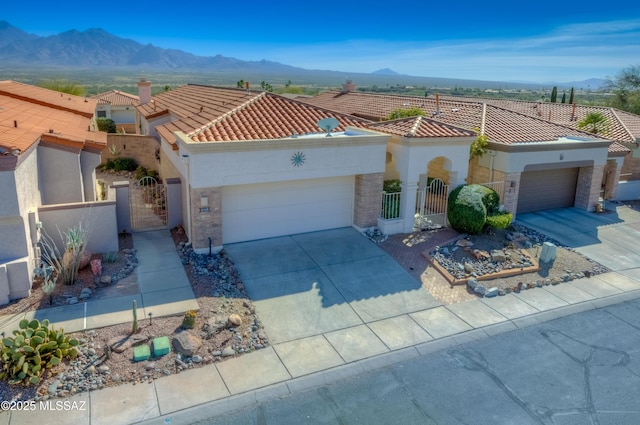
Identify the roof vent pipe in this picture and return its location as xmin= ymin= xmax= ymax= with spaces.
xmin=14 ymin=120 xmax=17 ymax=128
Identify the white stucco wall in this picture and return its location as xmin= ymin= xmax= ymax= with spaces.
xmin=386 ymin=136 xmax=473 ymax=187
xmin=480 ymin=141 xmax=610 ymax=173
xmin=38 ymin=145 xmax=84 ymax=205
xmin=176 ymin=130 xmax=389 ymax=189
xmin=80 ymin=150 xmax=101 ymax=202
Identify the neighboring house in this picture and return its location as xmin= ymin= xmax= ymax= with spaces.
xmin=306 ymin=83 xmax=633 ymax=218
xmin=90 ymin=89 xmax=139 ymax=134
xmin=0 ymin=81 xmax=108 ymax=304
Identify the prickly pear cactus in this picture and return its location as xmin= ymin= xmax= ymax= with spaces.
xmin=0 ymin=318 xmax=79 ymax=385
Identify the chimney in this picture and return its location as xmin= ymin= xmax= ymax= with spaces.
xmin=138 ymin=79 xmax=152 ymax=105
xmin=571 ymin=103 xmax=577 ymax=121
xmin=435 ymin=93 xmax=440 ymax=115
xmin=341 ymin=79 xmax=356 ymax=93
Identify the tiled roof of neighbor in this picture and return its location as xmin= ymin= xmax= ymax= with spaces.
xmin=89 ymin=90 xmax=139 ymax=106
xmin=367 ymin=115 xmax=476 ymax=138
xmin=437 ymin=95 xmax=640 ymax=144
xmin=0 ymin=80 xmax=96 ymax=117
xmin=306 ymin=91 xmax=616 ymax=148
xmin=0 ymin=81 xmax=106 ymax=155
xmin=152 ymin=85 xmax=372 ymax=145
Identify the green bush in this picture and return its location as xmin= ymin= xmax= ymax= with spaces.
xmin=103 ymin=157 xmax=137 ymax=172
xmin=476 ymin=185 xmax=501 ymax=215
xmin=447 ymin=184 xmax=502 ymax=234
xmin=486 ymin=212 xmax=513 ymax=229
xmin=0 ymin=318 xmax=79 ymax=385
xmin=383 ymin=179 xmax=401 ymax=193
xmin=96 ymin=117 xmax=116 ymax=133
xmin=134 ymin=166 xmax=158 ymax=181
xmin=447 ymin=185 xmax=487 ymax=234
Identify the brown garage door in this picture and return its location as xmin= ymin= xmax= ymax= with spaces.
xmin=517 ymin=168 xmax=579 ymax=213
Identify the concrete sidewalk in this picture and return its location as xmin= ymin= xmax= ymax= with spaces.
xmin=0 ymin=230 xmax=197 ymax=338
xmin=3 ymin=268 xmax=640 ymax=425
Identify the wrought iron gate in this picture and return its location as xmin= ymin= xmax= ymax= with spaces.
xmin=415 ymin=178 xmax=449 ymax=229
xmin=130 ymin=176 xmax=167 ymax=231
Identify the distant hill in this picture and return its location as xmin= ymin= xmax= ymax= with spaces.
xmin=372 ymin=68 xmax=401 ymax=75
xmin=0 ymin=21 xmax=302 ymax=74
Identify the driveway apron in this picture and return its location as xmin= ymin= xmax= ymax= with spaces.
xmin=224 ymin=227 xmax=441 ymax=344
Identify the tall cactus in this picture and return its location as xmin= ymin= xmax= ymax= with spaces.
xmin=132 ymin=299 xmax=138 ymax=334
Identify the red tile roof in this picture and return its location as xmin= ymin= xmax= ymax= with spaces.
xmin=0 ymin=81 xmax=106 ymax=155
xmin=306 ymin=91 xmax=616 ymax=148
xmin=151 ymin=85 xmax=371 ymax=145
xmin=89 ymin=90 xmax=139 ymax=106
xmin=367 ymin=116 xmax=476 ymax=138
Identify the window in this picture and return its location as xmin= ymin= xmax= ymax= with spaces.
xmin=97 ymin=111 xmax=107 ymax=118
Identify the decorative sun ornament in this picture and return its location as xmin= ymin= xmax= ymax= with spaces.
xmin=291 ymin=151 xmax=306 ymax=167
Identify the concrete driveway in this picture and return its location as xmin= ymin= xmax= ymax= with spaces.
xmin=517 ymin=205 xmax=640 ymax=273
xmin=224 ymin=227 xmax=441 ymax=344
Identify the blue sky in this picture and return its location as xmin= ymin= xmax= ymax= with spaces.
xmin=4 ymin=0 xmax=640 ymax=83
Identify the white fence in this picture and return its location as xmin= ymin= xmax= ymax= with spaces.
xmin=380 ymin=191 xmax=402 ymax=219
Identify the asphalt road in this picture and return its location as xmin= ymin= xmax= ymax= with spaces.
xmin=191 ymin=298 xmax=640 ymax=425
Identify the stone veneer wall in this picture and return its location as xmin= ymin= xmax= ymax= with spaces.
xmin=189 ymin=186 xmax=222 ymax=250
xmin=103 ymin=134 xmax=160 ymax=172
xmin=575 ymin=165 xmax=605 ymax=211
xmin=620 ymin=154 xmax=640 ymax=181
xmin=603 ymin=160 xmax=621 ymax=199
xmin=354 ymin=173 xmax=383 ymax=228
xmin=500 ymin=172 xmax=521 ymax=216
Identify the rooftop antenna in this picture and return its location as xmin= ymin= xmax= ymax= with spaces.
xmin=317 ymin=117 xmax=340 ymax=137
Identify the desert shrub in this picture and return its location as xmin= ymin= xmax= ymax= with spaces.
xmin=447 ymin=185 xmax=487 ymax=234
xmin=383 ymin=179 xmax=402 ymax=193
xmin=0 ymin=318 xmax=79 ymax=385
xmin=96 ymin=117 xmax=116 ymax=133
xmin=486 ymin=212 xmax=513 ymax=229
xmin=475 ymin=185 xmax=501 ymax=215
xmin=103 ymin=157 xmax=137 ymax=172
xmin=134 ymin=166 xmax=158 ymax=181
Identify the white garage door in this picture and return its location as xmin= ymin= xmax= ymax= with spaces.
xmin=222 ymin=176 xmax=355 ymax=243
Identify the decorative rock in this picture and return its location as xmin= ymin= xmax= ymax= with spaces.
xmin=97 ymin=366 xmax=110 ymax=374
xmin=485 ymin=287 xmax=499 ymax=298
xmin=490 ymin=250 xmax=506 ymax=263
xmin=192 ymin=355 xmax=203 ymax=363
xmin=467 ymin=277 xmax=478 ymax=290
xmin=68 ymin=297 xmax=79 ymax=305
xmin=474 ymin=284 xmax=487 ymax=296
xmin=228 ymin=313 xmax=242 ymax=327
xmin=145 ymin=362 xmax=156 ymax=371
xmin=221 ymin=347 xmax=235 ymax=357
xmin=90 ymin=259 xmax=102 ymax=276
xmin=463 ymin=263 xmax=474 ymax=274
xmin=211 ymin=350 xmax=222 ymax=357
xmin=100 ymin=275 xmax=112 ymax=285
xmin=133 ymin=344 xmax=151 ymax=362
xmin=456 ymin=239 xmax=474 ymax=247
xmin=153 ymin=336 xmax=171 ymax=357
xmin=472 ymin=249 xmax=491 ymax=261
xmin=172 ymin=331 xmax=202 ymax=356
xmin=79 ymin=288 xmax=92 ymax=300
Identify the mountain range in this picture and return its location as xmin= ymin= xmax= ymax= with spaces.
xmin=0 ymin=21 xmax=604 ymax=89
xmin=0 ymin=21 xmax=301 ymax=73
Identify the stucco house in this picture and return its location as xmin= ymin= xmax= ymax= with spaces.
xmin=136 ymin=82 xmax=389 ymax=253
xmin=306 ymin=83 xmax=635 ymax=219
xmin=89 ymin=89 xmax=139 ymax=134
xmin=135 ymin=80 xmax=639 ymax=252
xmin=0 ymin=81 xmax=108 ymax=304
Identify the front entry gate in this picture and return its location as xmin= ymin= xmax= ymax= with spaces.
xmin=130 ymin=176 xmax=167 ymax=231
xmin=415 ymin=178 xmax=449 ymax=229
